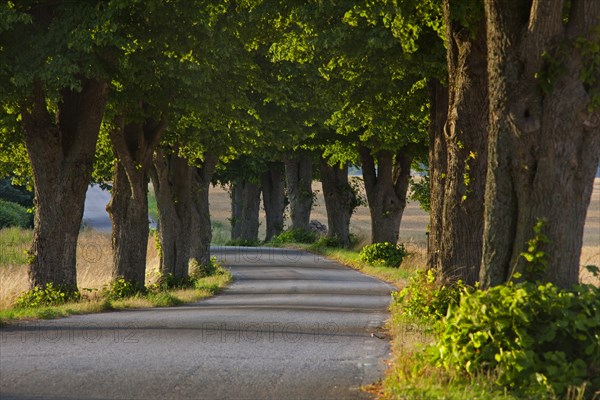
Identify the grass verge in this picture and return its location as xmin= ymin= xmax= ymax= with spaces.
xmin=0 ymin=267 xmax=232 ymax=326
xmin=275 ymin=241 xmax=425 ymax=289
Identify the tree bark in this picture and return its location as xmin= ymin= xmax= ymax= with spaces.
xmin=427 ymin=79 xmax=449 ymax=271
xmin=190 ymin=153 xmax=217 ymax=269
xmin=320 ymin=159 xmax=356 ymax=247
xmin=284 ymin=154 xmax=313 ymax=231
xmin=20 ymin=79 xmax=108 ymax=290
xmin=107 ymin=116 xmax=165 ymax=287
xmin=359 ymin=145 xmax=412 ymax=244
xmin=150 ymin=149 xmax=193 ymax=280
xmin=230 ymin=180 xmax=261 ymax=242
xmin=436 ymin=3 xmax=489 ymax=285
xmin=481 ymin=0 xmax=600 ymax=288
xmin=261 ymin=162 xmax=286 ymax=242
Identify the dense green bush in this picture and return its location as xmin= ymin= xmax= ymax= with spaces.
xmin=101 ymin=277 xmax=142 ymax=300
xmin=190 ymin=256 xmax=220 ymax=278
xmin=154 ymin=273 xmax=197 ymax=290
xmin=270 ymin=228 xmax=317 ymax=245
xmin=430 ymin=280 xmax=600 ymax=397
xmin=393 ymin=269 xmax=469 ymax=325
xmin=225 ymin=238 xmax=261 ymax=247
xmin=15 ymin=283 xmax=81 ymax=308
xmin=359 ymin=242 xmax=407 ymax=267
xmin=0 ymin=179 xmax=34 ymax=208
xmin=314 ymin=235 xmax=345 ymax=248
xmin=409 ymin=174 xmax=430 ymax=212
xmin=0 ymin=199 xmax=33 ymax=228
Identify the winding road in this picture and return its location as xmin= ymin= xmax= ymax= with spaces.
xmin=0 ymin=247 xmax=393 ymax=399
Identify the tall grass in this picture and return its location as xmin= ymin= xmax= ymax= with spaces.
xmin=0 ymin=227 xmax=33 ymax=266
xmin=211 ymin=220 xmax=230 ymax=245
xmin=0 ymin=227 xmax=160 ymax=310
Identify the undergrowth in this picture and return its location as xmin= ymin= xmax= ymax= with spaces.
xmin=2 ymin=263 xmax=232 ymax=325
xmin=384 ymin=220 xmax=600 ymax=399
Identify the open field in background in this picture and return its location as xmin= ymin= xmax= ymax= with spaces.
xmin=0 ymin=179 xmax=598 ymax=308
xmin=209 ymin=178 xmax=599 ymax=283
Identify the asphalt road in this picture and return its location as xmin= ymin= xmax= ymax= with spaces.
xmin=0 ymin=247 xmax=393 ymax=400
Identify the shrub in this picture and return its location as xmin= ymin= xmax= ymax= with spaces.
xmin=15 ymin=283 xmax=81 ymax=308
xmin=101 ymin=277 xmax=142 ymax=300
xmin=190 ymin=256 xmax=220 ymax=278
xmin=270 ymin=228 xmax=317 ymax=245
xmin=314 ymin=235 xmax=345 ymax=248
xmin=0 ymin=199 xmax=33 ymax=228
xmin=430 ymin=280 xmax=600 ymax=397
xmin=0 ymin=179 xmax=34 ymax=207
xmin=359 ymin=242 xmax=407 ymax=267
xmin=225 ymin=238 xmax=261 ymax=247
xmin=393 ymin=269 xmax=469 ymax=325
xmin=154 ymin=273 xmax=197 ymax=290
xmin=409 ymin=174 xmax=430 ymax=212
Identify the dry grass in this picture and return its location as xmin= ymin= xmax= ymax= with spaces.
xmin=0 ymin=228 xmax=161 ymax=310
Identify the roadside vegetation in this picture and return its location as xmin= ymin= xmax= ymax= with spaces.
xmin=0 ymin=228 xmax=231 ymax=326
xmin=271 ymin=228 xmax=600 ymax=399
xmin=1 ymin=1 xmax=599 ymax=399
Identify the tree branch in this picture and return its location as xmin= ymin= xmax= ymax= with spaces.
xmin=110 ymin=116 xmax=141 ymax=190
xmin=143 ymin=117 xmax=168 ymax=166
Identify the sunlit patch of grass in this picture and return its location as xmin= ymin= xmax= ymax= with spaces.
xmin=0 ymin=227 xmax=32 ymax=266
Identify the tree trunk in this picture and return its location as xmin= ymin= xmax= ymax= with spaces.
xmin=230 ymin=180 xmax=261 ymax=242
xmin=190 ymin=154 xmax=217 ymax=269
xmin=107 ymin=163 xmax=149 ymax=286
xmin=150 ymin=149 xmax=193 ymax=280
xmin=20 ymin=79 xmax=108 ymax=290
xmin=107 ymin=117 xmax=166 ymax=287
xmin=427 ymin=79 xmax=449 ymax=270
xmin=284 ymin=155 xmax=313 ymax=231
xmin=320 ymin=159 xmax=356 ymax=247
xmin=359 ymin=145 xmax=412 ymax=244
xmin=481 ymin=0 xmax=600 ymax=288
xmin=437 ymin=3 xmax=489 ymax=285
xmin=261 ymin=162 xmax=286 ymax=242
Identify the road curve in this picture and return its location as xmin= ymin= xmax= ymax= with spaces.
xmin=0 ymin=247 xmax=393 ymax=400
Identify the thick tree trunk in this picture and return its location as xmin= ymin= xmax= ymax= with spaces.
xmin=284 ymin=155 xmax=313 ymax=231
xmin=230 ymin=180 xmax=261 ymax=242
xmin=150 ymin=149 xmax=193 ymax=280
xmin=107 ymin=118 xmax=165 ymax=287
xmin=481 ymin=0 xmax=600 ymax=288
xmin=359 ymin=146 xmax=412 ymax=244
xmin=261 ymin=162 xmax=286 ymax=242
xmin=20 ymin=79 xmax=108 ymax=290
xmin=107 ymin=163 xmax=148 ymax=285
xmin=427 ymin=80 xmax=449 ymax=270
xmin=190 ymin=154 xmax=217 ymax=269
xmin=320 ymin=160 xmax=356 ymax=247
xmin=437 ymin=3 xmax=489 ymax=285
